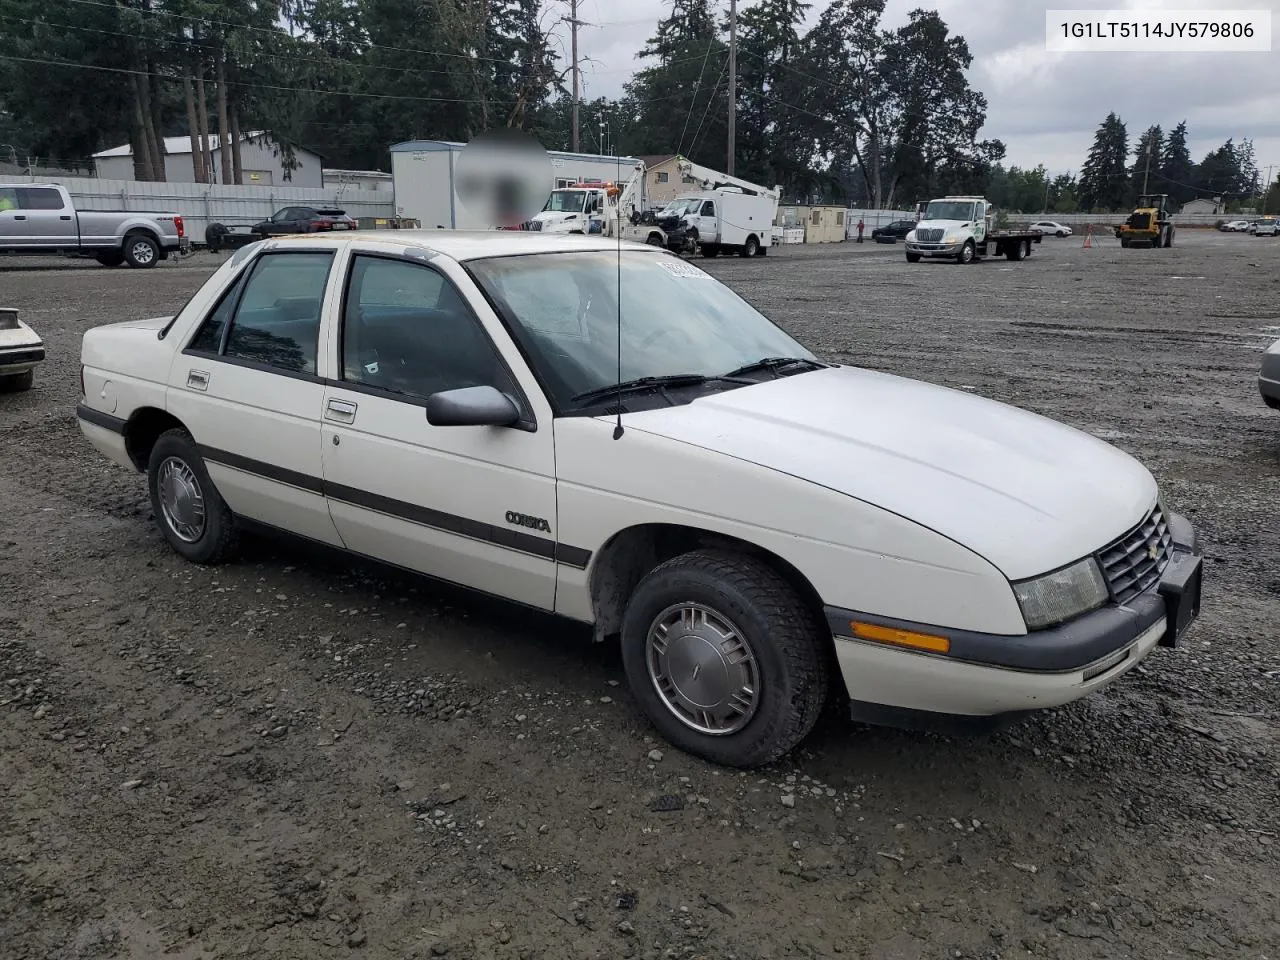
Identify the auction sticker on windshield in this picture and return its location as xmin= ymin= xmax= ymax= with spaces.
xmin=656 ymin=258 xmax=713 ymax=280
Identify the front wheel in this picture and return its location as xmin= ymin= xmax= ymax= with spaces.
xmin=147 ymin=429 xmax=240 ymax=564
xmin=645 ymin=232 xmax=664 ymax=247
xmin=620 ymin=550 xmax=831 ymax=768
xmin=700 ymin=243 xmax=720 ymax=258
xmin=957 ymin=240 xmax=975 ymax=264
xmin=905 ymin=252 xmax=921 ymax=263
xmin=95 ymin=251 xmax=124 ymax=267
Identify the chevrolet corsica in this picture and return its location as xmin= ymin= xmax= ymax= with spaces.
xmin=75 ymin=232 xmax=1204 ymax=767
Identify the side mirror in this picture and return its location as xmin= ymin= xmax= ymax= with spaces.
xmin=426 ymin=385 xmax=520 ymax=428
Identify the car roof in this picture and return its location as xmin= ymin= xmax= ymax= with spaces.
xmin=262 ymin=229 xmax=662 ymax=261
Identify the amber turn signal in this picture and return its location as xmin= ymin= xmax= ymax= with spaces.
xmin=849 ymin=621 xmax=951 ymax=654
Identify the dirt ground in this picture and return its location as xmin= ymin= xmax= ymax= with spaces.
xmin=2 ymin=230 xmax=1278 ymax=960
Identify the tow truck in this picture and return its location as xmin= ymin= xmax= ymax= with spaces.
xmin=904 ymin=196 xmax=1042 ymax=264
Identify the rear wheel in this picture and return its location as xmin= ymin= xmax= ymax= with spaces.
xmin=147 ymin=429 xmax=239 ymax=565
xmin=620 ymin=550 xmax=830 ymax=768
xmin=1006 ymin=241 xmax=1025 ymax=261
xmin=124 ymin=233 xmax=160 ymax=268
xmin=740 ymin=235 xmax=760 ymax=258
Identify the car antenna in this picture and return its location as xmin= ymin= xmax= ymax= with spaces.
xmin=612 ymin=154 xmax=624 ymax=440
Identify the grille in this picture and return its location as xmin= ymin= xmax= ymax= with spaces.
xmin=1098 ymin=504 xmax=1172 ymax=604
xmin=916 ymin=228 xmax=944 ymax=242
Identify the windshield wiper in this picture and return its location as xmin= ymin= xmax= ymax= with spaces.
xmin=570 ymin=373 xmax=751 ymax=408
xmin=723 ymin=356 xmax=827 ymax=378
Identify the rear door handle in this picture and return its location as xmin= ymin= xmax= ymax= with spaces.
xmin=187 ymin=369 xmax=210 ymax=391
xmin=13 ymin=215 xmax=25 ymax=221
xmin=325 ymin=397 xmax=358 ymax=422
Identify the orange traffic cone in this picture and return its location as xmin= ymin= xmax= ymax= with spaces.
xmin=1083 ymin=225 xmax=1093 ymax=249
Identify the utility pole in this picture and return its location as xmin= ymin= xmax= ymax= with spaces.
xmin=727 ymin=0 xmax=737 ymax=175
xmin=1142 ymin=142 xmax=1152 ymax=195
xmin=570 ymin=0 xmax=580 ymax=152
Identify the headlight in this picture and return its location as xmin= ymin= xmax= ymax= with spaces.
xmin=944 ymin=231 xmax=962 ymax=243
xmin=1012 ymin=557 xmax=1109 ymax=630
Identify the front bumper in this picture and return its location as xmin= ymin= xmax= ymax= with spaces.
xmin=905 ymin=240 xmax=962 ymax=257
xmin=1260 ymin=348 xmax=1280 ymax=409
xmin=825 ymin=511 xmax=1203 ymax=726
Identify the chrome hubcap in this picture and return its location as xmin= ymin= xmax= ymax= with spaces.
xmin=646 ymin=602 xmax=760 ymax=735
xmin=158 ymin=457 xmax=205 ymax=542
xmin=131 ymin=240 xmax=155 ymax=264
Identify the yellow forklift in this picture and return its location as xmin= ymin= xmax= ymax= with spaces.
xmin=1116 ymin=193 xmax=1175 ymax=248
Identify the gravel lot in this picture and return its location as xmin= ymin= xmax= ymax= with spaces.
xmin=2 ymin=231 xmax=1279 ymax=960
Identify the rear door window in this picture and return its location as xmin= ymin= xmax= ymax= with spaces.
xmin=187 ymin=251 xmax=333 ymax=375
xmin=16 ymin=187 xmax=65 ymax=210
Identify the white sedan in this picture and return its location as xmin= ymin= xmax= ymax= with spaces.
xmin=1028 ymin=220 xmax=1073 ymax=237
xmin=0 ymin=306 xmax=44 ymax=392
xmin=75 ymin=231 xmax=1204 ymax=767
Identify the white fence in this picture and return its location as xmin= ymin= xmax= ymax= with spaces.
xmin=0 ymin=175 xmax=396 ymax=245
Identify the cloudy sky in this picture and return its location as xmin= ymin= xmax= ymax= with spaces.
xmin=566 ymin=0 xmax=1279 ymax=180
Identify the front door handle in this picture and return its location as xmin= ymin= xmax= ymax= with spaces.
xmin=59 ymin=215 xmax=72 ymax=221
xmin=325 ymin=397 xmax=358 ymax=422
xmin=186 ymin=369 xmax=210 ymax=391
xmin=13 ymin=215 xmax=25 ymax=221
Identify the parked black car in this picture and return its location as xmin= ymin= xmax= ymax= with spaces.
xmin=870 ymin=219 xmax=917 ymax=243
xmin=250 ymin=206 xmax=358 ymax=236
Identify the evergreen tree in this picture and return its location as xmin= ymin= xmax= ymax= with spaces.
xmin=1159 ymin=120 xmax=1194 ymax=204
xmin=1078 ymin=112 xmax=1128 ymax=211
xmin=1129 ymin=124 xmax=1163 ymax=201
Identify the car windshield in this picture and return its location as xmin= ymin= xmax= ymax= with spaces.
xmin=924 ymin=201 xmax=976 ymax=221
xmin=544 ymin=190 xmax=587 ymax=214
xmin=467 ymin=250 xmax=815 ymax=410
xmin=661 ymin=199 xmax=697 ymax=216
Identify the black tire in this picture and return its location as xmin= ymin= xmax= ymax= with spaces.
xmin=1166 ymin=228 xmax=1174 ymax=248
xmin=957 ymin=240 xmax=975 ymax=264
xmin=1006 ymin=241 xmax=1024 ymax=261
xmin=619 ymin=549 xmax=830 ymax=768
xmin=739 ymin=235 xmax=760 ymax=258
xmin=700 ymin=243 xmax=720 ymax=258
xmin=0 ymin=369 xmax=34 ymax=392
xmin=1056 ymin=230 xmax=1065 ymax=238
xmin=757 ymin=245 xmax=768 ymax=256
xmin=905 ymin=252 xmax=921 ymax=263
xmin=146 ymin=428 xmax=239 ymax=565
xmin=123 ymin=232 xmax=160 ymax=269
xmin=1022 ymin=239 xmax=1033 ymax=258
xmin=1120 ymin=238 xmax=1131 ymax=248
xmin=645 ymin=232 xmax=664 ymax=246
xmin=95 ymin=251 xmax=125 ymax=267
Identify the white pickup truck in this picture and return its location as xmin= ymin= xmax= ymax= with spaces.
xmin=0 ymin=183 xmax=189 ymax=268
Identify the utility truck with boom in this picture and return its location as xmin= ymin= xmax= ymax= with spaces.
xmin=522 ymin=158 xmax=780 ymax=258
xmin=904 ymin=196 xmax=1042 ymax=265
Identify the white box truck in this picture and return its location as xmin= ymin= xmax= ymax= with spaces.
xmin=660 ymin=186 xmax=776 ymax=258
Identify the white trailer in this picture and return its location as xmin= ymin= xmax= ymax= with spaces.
xmin=389 ymin=140 xmax=642 ymax=229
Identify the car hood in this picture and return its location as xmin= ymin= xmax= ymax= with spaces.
xmin=621 ymin=366 xmax=1157 ymax=580
xmin=913 ymin=219 xmax=971 ymax=233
